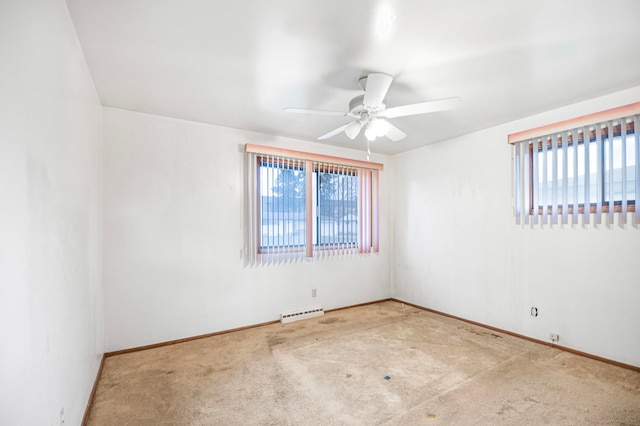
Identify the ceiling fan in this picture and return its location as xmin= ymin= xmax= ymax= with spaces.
xmin=285 ymin=72 xmax=461 ymax=144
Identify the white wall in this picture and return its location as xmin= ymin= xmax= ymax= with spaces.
xmin=102 ymin=107 xmax=393 ymax=351
xmin=0 ymin=0 xmax=103 ymax=425
xmin=393 ymin=85 xmax=640 ymax=367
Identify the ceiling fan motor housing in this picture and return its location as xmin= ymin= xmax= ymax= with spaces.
xmin=349 ymin=95 xmax=365 ymax=114
xmin=349 ymin=94 xmax=386 ymax=117
xmin=358 ymin=75 xmax=368 ymax=90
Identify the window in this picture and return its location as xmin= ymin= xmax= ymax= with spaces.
xmin=313 ymin=163 xmax=359 ymax=246
xmin=258 ymin=157 xmax=307 ymax=250
xmin=245 ymin=144 xmax=382 ymax=264
xmin=510 ymin=103 xmax=640 ymax=225
xmin=257 ymin=159 xmax=358 ymax=250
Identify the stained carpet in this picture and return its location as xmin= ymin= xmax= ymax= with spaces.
xmin=87 ymin=301 xmax=640 ymax=425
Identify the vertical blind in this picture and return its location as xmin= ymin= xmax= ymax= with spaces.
xmin=510 ymin=104 xmax=640 ymax=226
xmin=245 ymin=144 xmax=382 ymax=265
xmin=314 ymin=161 xmax=359 ymax=259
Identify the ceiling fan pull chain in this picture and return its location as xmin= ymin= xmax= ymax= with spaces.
xmin=367 ymin=140 xmax=371 ymax=161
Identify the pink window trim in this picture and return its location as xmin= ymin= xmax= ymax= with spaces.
xmin=508 ymin=102 xmax=640 ymax=145
xmin=372 ymin=169 xmax=380 ymax=253
xmin=246 ymin=143 xmax=384 ymax=171
xmin=358 ymin=169 xmax=379 ymax=254
xmin=305 ymin=160 xmax=313 ymax=258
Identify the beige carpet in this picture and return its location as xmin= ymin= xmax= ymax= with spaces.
xmin=87 ymin=301 xmax=640 ymax=425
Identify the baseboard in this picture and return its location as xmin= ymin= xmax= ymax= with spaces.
xmin=105 ymin=298 xmax=392 ymax=358
xmin=104 ymin=319 xmax=281 ymax=357
xmin=392 ymin=298 xmax=640 ymax=373
xmin=81 ymin=354 xmax=105 ymax=426
xmin=325 ymin=298 xmax=392 ymax=313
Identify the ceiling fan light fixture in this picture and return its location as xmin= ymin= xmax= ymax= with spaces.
xmin=345 ymin=121 xmax=363 ymax=140
xmin=369 ymin=118 xmax=389 ymax=137
xmin=364 ymin=126 xmax=377 ymax=141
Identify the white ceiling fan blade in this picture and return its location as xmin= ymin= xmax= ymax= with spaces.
xmin=344 ymin=121 xmax=363 ymax=140
xmin=363 ymin=73 xmax=393 ymax=108
xmin=382 ymin=97 xmax=462 ymax=119
xmin=382 ymin=120 xmax=407 ymax=141
xmin=284 ymin=107 xmax=350 ymax=117
xmin=317 ymin=122 xmax=353 ymax=140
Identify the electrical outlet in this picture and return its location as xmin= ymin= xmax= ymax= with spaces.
xmin=311 ymin=288 xmax=317 ymax=297
xmin=550 ymin=332 xmax=559 ymax=342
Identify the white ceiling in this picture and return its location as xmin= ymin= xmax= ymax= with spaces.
xmin=66 ymin=0 xmax=640 ymax=155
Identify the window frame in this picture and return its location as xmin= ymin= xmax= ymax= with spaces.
xmin=526 ymin=123 xmax=637 ymax=215
xmin=245 ymin=144 xmax=383 ymax=263
xmin=256 ymin=156 xmax=307 ymax=252
xmin=509 ymin=103 xmax=640 ymax=225
xmin=313 ymin=164 xmax=359 ymax=249
xmin=256 ymin=158 xmax=360 ymax=253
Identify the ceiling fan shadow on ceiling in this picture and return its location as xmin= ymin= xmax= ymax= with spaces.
xmin=285 ymin=72 xmax=461 ymax=155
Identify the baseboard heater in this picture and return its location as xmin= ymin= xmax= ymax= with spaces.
xmin=280 ymin=307 xmax=324 ymax=324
